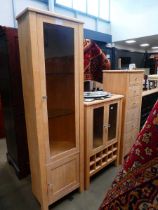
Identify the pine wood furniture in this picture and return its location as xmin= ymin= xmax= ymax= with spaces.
xmin=84 ymin=94 xmax=123 ymax=189
xmin=0 ymin=26 xmax=29 ymax=178
xmin=17 ymin=8 xmax=84 ymax=210
xmin=103 ymin=70 xmax=144 ymax=161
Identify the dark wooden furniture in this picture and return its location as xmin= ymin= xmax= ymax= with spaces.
xmin=0 ymin=26 xmax=29 ymax=178
xmin=0 ymin=96 xmax=5 ymax=138
xmin=141 ymin=89 xmax=158 ymax=129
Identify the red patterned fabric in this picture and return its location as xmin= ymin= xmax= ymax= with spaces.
xmin=99 ymin=100 xmax=158 ymax=210
xmin=84 ymin=39 xmax=111 ymax=83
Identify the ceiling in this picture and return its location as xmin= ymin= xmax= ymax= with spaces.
xmin=112 ymin=34 xmax=158 ymax=53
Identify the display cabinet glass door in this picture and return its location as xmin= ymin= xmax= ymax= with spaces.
xmin=108 ymin=103 xmax=118 ymax=141
xmin=43 ymin=22 xmax=76 ymax=157
xmin=93 ymin=106 xmax=104 ymax=148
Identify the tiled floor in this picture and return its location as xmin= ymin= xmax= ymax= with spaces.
xmin=0 ymin=138 xmax=120 ymax=210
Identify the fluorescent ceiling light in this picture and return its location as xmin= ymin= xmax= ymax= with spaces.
xmin=152 ymin=46 xmax=158 ymax=49
xmin=125 ymin=40 xmax=136 ymax=44
xmin=140 ymin=43 xmax=150 ymax=47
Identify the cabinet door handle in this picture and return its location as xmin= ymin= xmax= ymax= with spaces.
xmin=103 ymin=124 xmax=108 ymax=128
xmin=103 ymin=124 xmax=111 ymax=128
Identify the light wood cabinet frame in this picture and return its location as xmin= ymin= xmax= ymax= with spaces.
xmin=17 ymin=8 xmax=84 ymax=210
xmin=84 ymin=95 xmax=123 ymax=189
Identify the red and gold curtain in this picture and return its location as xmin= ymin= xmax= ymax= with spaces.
xmin=84 ymin=39 xmax=111 ymax=83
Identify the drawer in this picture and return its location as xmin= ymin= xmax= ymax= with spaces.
xmin=123 ymin=135 xmax=134 ymax=156
xmin=125 ymin=107 xmax=140 ymax=122
xmin=47 ymin=154 xmax=79 ymax=204
xmin=126 ymin=96 xmax=141 ymax=109
xmin=124 ymin=120 xmax=140 ymax=133
xmin=124 ymin=131 xmax=138 ymax=156
xmin=129 ymin=73 xmax=143 ymax=86
xmin=127 ymin=85 xmax=142 ymax=97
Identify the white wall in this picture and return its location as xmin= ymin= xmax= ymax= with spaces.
xmin=111 ymin=0 xmax=158 ymax=42
xmin=97 ymin=20 xmax=110 ymax=34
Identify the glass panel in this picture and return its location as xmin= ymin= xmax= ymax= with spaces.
xmin=99 ymin=0 xmax=110 ymax=20
xmin=73 ymin=0 xmax=86 ymax=13
xmin=108 ymin=103 xmax=117 ymax=141
xmin=93 ymin=107 xmax=104 ymax=148
xmin=43 ymin=23 xmax=75 ymax=156
xmin=56 ymin=0 xmax=73 ymax=8
xmin=87 ymin=0 xmax=98 ymax=17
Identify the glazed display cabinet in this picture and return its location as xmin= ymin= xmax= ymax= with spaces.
xmin=84 ymin=95 xmax=123 ymax=189
xmin=17 ymin=8 xmax=84 ymax=210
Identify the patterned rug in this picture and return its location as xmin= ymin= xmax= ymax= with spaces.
xmin=99 ymin=100 xmax=158 ymax=210
xmin=84 ymin=39 xmax=111 ymax=83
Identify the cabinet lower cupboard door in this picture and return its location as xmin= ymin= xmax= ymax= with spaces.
xmin=47 ymin=155 xmax=79 ymax=203
xmin=84 ymin=95 xmax=123 ymax=189
xmin=17 ymin=8 xmax=84 ymax=210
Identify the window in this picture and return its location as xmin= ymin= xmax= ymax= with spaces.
xmin=55 ymin=0 xmax=110 ymax=21
xmin=73 ymin=0 xmax=86 ymax=13
xmin=37 ymin=0 xmax=48 ymax=3
xmin=99 ymin=0 xmax=110 ymax=20
xmin=87 ymin=0 xmax=98 ymax=17
xmin=56 ymin=0 xmax=72 ymax=8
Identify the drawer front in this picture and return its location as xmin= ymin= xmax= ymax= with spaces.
xmin=129 ymin=74 xmax=143 ymax=86
xmin=125 ymin=108 xmax=140 ymax=122
xmin=124 ymin=120 xmax=140 ymax=133
xmin=127 ymin=85 xmax=142 ymax=97
xmin=47 ymin=155 xmax=79 ymax=203
xmin=124 ymin=131 xmax=138 ymax=156
xmin=126 ymin=96 xmax=141 ymax=109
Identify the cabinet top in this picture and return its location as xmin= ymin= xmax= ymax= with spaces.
xmin=16 ymin=7 xmax=84 ymax=24
xmin=142 ymin=88 xmax=158 ymax=97
xmin=84 ymin=94 xmax=124 ymax=106
xmin=103 ymin=70 xmax=144 ymax=73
